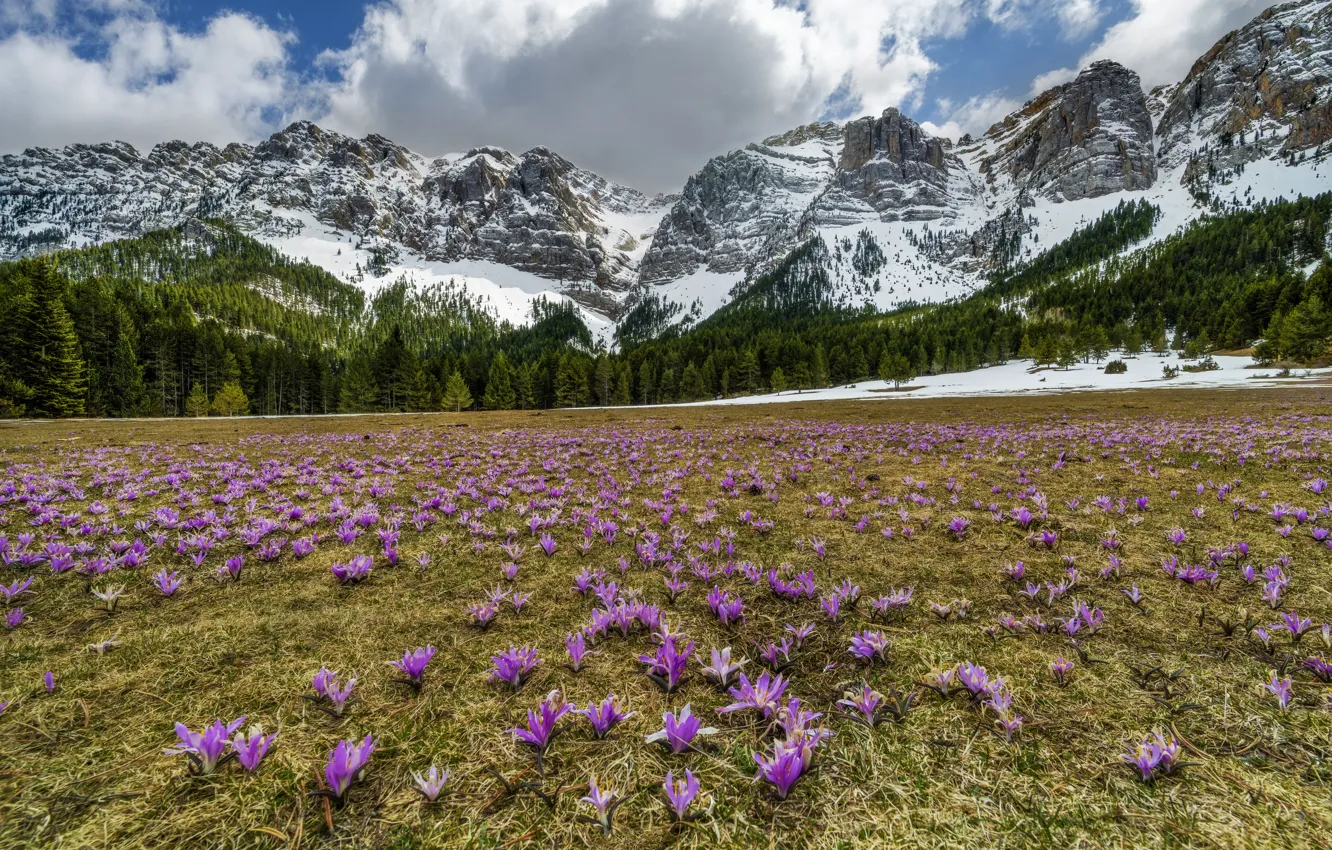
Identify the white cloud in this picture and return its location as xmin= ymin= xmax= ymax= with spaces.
xmin=0 ymin=0 xmax=1274 ymax=191
xmin=1051 ymin=0 xmax=1271 ymax=91
xmin=922 ymin=92 xmax=1022 ymax=140
xmin=0 ymin=2 xmax=300 ymax=153
xmin=1056 ymin=0 xmax=1102 ymax=40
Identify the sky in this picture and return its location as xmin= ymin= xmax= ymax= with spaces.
xmin=0 ymin=0 xmax=1276 ymax=191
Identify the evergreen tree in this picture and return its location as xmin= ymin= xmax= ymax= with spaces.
xmin=593 ymin=354 xmax=613 ymax=406
xmin=613 ymin=363 xmax=633 ymax=406
xmin=210 ymin=382 xmax=249 ymax=416
xmin=737 ymin=349 xmax=760 ymax=393
xmin=185 ymin=383 xmax=210 ymax=417
xmin=9 ymin=258 xmax=85 ymax=417
xmin=770 ymin=367 xmax=788 ymax=393
xmin=880 ymin=353 xmax=915 ymax=388
xmin=638 ymin=361 xmax=654 ymax=405
xmin=811 ymin=344 xmax=829 ymax=387
xmin=513 ymin=361 xmax=536 ymax=410
xmin=482 ymin=351 xmax=517 ymax=410
xmin=680 ymin=362 xmax=707 ymax=401
xmin=441 ymin=369 xmax=474 ymax=412
xmin=555 ymin=355 xmax=584 ymax=408
xmin=339 ymin=357 xmax=381 ymax=413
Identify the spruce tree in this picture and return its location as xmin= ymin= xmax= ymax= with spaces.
xmin=613 ymin=363 xmax=632 ymax=406
xmin=593 ymin=354 xmax=612 ymax=406
xmin=680 ymin=362 xmax=707 ymax=401
xmin=210 ymin=382 xmax=249 ymax=416
xmin=11 ymin=259 xmax=85 ymax=417
xmin=770 ymin=367 xmax=788 ymax=393
xmin=185 ymin=383 xmax=210 ymax=417
xmin=555 ymin=355 xmax=583 ymax=408
xmin=441 ymin=370 xmax=473 ymax=413
xmin=338 ymin=357 xmax=381 ymax=413
xmin=482 ymin=351 xmax=516 ymax=410
xmin=512 ymin=361 xmax=535 ymax=410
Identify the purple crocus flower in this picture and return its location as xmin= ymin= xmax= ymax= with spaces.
xmin=167 ymin=717 xmax=246 ymax=774
xmin=539 ymin=533 xmax=557 ymax=557
xmin=509 ymin=690 xmax=572 ymax=755
xmin=390 ymin=646 xmax=436 ymax=690
xmin=578 ymin=775 xmax=623 ymax=835
xmin=412 ymin=765 xmax=451 ymax=802
xmin=152 ymin=570 xmax=182 ymax=597
xmin=490 ymin=646 xmax=541 ymax=689
xmin=719 ymin=672 xmax=788 ymax=718
xmin=848 ymin=630 xmax=890 ymax=664
xmin=322 ymin=735 xmax=376 ymax=803
xmin=662 ymin=770 xmax=701 ymax=821
xmin=578 ymin=693 xmax=635 ymax=739
xmin=331 ymin=555 xmax=373 ymax=584
xmin=219 ymin=556 xmax=244 ymax=582
xmin=4 ymin=608 xmax=25 ymax=629
xmin=837 ymin=685 xmax=884 ymax=727
xmin=639 ymin=634 xmax=693 ymax=693
xmin=700 ymin=647 xmax=747 ymax=689
xmin=44 ymin=671 xmax=55 ymax=694
xmin=645 ymin=704 xmax=718 ymax=753
xmin=0 ymin=576 xmax=33 ymax=602
xmin=1264 ymin=672 xmax=1293 ymax=710
xmin=231 ymin=726 xmax=276 ymax=772
xmin=565 ymin=631 xmax=596 ymax=671
xmin=1051 ymin=657 xmax=1074 ymax=686
xmin=753 ymin=740 xmax=810 ymax=799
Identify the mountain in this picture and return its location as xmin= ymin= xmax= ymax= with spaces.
xmin=3 ymin=0 xmax=1332 ymax=342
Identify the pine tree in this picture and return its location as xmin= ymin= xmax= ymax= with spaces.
xmin=613 ymin=363 xmax=633 ymax=406
xmin=185 ymin=383 xmax=210 ymax=417
xmin=10 ymin=258 xmax=85 ymax=417
xmin=513 ymin=361 xmax=536 ymax=410
xmin=593 ymin=354 xmax=613 ymax=406
xmin=482 ymin=351 xmax=517 ymax=410
xmin=555 ymin=355 xmax=584 ymax=408
xmin=738 ymin=349 xmax=760 ymax=393
xmin=339 ymin=357 xmax=381 ymax=413
xmin=679 ymin=362 xmax=707 ymax=401
xmin=811 ymin=345 xmax=829 ymax=387
xmin=210 ymin=382 xmax=249 ymax=416
xmin=770 ymin=367 xmax=788 ymax=393
xmin=638 ymin=361 xmax=654 ymax=405
xmin=880 ymin=354 xmax=914 ymax=388
xmin=441 ymin=369 xmax=473 ymax=413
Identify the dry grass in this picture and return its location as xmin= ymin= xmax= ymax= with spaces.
xmin=2 ymin=388 xmax=1332 ymax=849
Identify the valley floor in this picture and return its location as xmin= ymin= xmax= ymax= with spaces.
xmin=1 ymin=389 xmax=1332 ymax=849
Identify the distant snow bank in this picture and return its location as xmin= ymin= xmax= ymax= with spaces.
xmin=691 ymin=355 xmax=1324 ymax=406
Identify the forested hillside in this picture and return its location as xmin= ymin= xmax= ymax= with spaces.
xmin=1 ymin=194 xmax=1329 ymax=419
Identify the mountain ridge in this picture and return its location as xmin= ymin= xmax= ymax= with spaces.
xmin=3 ymin=0 xmax=1332 ymax=337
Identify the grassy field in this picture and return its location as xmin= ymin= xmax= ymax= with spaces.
xmin=3 ymin=388 xmax=1332 ymax=849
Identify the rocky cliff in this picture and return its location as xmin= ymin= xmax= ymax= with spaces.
xmin=976 ymin=61 xmax=1157 ymax=201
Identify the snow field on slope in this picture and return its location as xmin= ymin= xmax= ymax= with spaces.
xmin=690 ymin=354 xmax=1319 ymax=407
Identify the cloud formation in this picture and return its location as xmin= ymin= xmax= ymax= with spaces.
xmin=0 ymin=0 xmax=1283 ymax=190
xmin=1031 ymin=0 xmax=1272 ymax=95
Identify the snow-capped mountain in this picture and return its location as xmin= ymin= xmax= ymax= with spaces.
xmin=3 ymin=0 xmax=1332 ymax=341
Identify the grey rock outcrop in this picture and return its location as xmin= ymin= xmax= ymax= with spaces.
xmin=977 ymin=61 xmax=1156 ymax=200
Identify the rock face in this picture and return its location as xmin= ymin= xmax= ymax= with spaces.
xmin=0 ymin=121 xmax=661 ymax=296
xmin=833 ymin=108 xmax=967 ymax=218
xmin=1156 ymin=0 xmax=1332 ymax=166
xmin=977 ymin=61 xmax=1157 ymax=201
xmin=639 ymin=123 xmax=841 ymax=283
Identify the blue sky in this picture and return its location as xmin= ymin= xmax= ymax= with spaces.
xmin=0 ymin=0 xmax=1275 ymax=189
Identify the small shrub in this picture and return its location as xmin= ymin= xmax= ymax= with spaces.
xmin=1105 ymin=360 xmax=1128 ymax=375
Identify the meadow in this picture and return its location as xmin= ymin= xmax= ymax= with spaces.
xmin=2 ymin=388 xmax=1332 ymax=849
